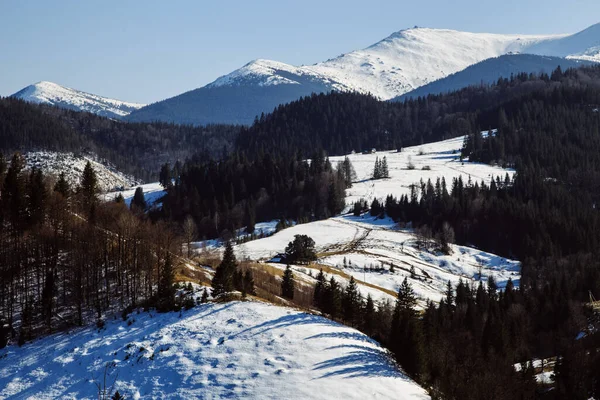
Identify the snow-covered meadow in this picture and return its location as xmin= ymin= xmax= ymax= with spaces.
xmin=230 ymin=136 xmax=519 ymax=305
xmin=0 ymin=301 xmax=429 ymax=400
xmin=103 ymin=182 xmax=166 ymax=207
xmin=329 ymin=135 xmax=514 ymax=210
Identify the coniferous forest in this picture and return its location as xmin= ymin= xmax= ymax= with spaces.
xmin=2 ymin=64 xmax=600 ymax=399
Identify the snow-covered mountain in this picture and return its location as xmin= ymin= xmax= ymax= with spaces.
xmin=0 ymin=300 xmax=430 ymax=399
xmin=12 ymin=81 xmax=145 ymax=119
xmin=127 ymin=23 xmax=600 ymax=125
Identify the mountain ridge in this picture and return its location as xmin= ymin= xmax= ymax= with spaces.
xmin=11 ymin=81 xmax=145 ymax=119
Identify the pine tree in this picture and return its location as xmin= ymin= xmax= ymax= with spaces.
xmin=373 ymin=157 xmax=381 ymax=179
xmin=314 ymin=269 xmax=326 ymax=308
xmin=211 ymin=241 xmax=237 ymax=297
xmin=390 ymin=278 xmax=422 ymax=377
xmin=79 ymin=161 xmax=98 ymax=219
xmin=281 ymin=265 xmax=295 ymax=300
xmin=131 ymin=187 xmax=147 ymax=212
xmin=445 ymin=280 xmax=454 ymax=308
xmin=343 ymin=277 xmax=361 ymax=326
xmin=381 ymin=156 xmax=389 ymax=178
xmin=53 ymin=172 xmax=70 ymax=198
xmin=323 ymin=277 xmax=342 ymax=319
xmin=285 ymin=235 xmax=317 ymax=264
xmin=159 ymin=163 xmax=173 ymax=190
xmin=363 ymin=294 xmax=375 ymax=335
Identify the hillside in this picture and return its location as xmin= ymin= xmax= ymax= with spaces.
xmin=126 ymin=23 xmax=600 ymax=125
xmin=0 ymin=97 xmax=237 ymax=182
xmin=0 ymin=301 xmax=430 ymax=400
xmin=217 ymin=136 xmax=519 ymax=306
xmin=396 ymin=54 xmax=592 ymax=100
xmin=12 ymin=81 xmax=145 ymax=119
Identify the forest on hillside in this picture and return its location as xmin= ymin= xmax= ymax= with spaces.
xmin=3 ymin=64 xmax=600 ymax=399
xmin=0 ymin=97 xmax=238 ymax=181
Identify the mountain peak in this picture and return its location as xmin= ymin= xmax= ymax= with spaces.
xmin=12 ymin=81 xmax=145 ymax=119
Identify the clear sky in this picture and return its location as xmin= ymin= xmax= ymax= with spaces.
xmin=1 ymin=0 xmax=599 ymax=103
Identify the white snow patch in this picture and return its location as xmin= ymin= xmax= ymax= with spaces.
xmin=0 ymin=301 xmax=430 ymax=400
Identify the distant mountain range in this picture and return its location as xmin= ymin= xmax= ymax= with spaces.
xmin=11 ymin=81 xmax=145 ymax=119
xmin=11 ymin=23 xmax=600 ymax=125
xmin=395 ymin=54 xmax=594 ymax=101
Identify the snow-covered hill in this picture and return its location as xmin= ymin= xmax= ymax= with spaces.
xmin=396 ymin=54 xmax=593 ymax=100
xmin=127 ymin=23 xmax=599 ymax=125
xmin=197 ymin=135 xmax=519 ymax=306
xmin=0 ymin=301 xmax=430 ymax=399
xmin=12 ymin=81 xmax=145 ymax=119
xmin=24 ymin=151 xmax=139 ymax=192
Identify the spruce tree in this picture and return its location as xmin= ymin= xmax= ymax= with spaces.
xmin=373 ymin=157 xmax=381 ymax=179
xmin=342 ymin=277 xmax=361 ymax=326
xmin=211 ymin=241 xmax=237 ymax=297
xmin=79 ymin=161 xmax=98 ymax=219
xmin=381 ymin=156 xmax=389 ymax=178
xmin=363 ymin=294 xmax=375 ymax=335
xmin=53 ymin=172 xmax=70 ymax=198
xmin=159 ymin=163 xmax=173 ymax=190
xmin=131 ymin=187 xmax=147 ymax=212
xmin=314 ymin=269 xmax=326 ymax=308
xmin=281 ymin=265 xmax=295 ymax=300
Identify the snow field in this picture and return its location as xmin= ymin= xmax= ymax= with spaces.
xmin=0 ymin=301 xmax=430 ymax=399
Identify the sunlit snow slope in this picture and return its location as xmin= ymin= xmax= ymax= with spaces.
xmin=0 ymin=301 xmax=430 ymax=400
xmin=216 ymin=135 xmax=519 ymax=307
xmin=12 ymin=81 xmax=145 ymax=118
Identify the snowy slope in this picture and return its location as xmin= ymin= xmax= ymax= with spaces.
xmin=219 ymin=24 xmax=599 ymax=100
xmin=24 ymin=151 xmax=139 ymax=192
xmin=127 ymin=23 xmax=599 ymax=125
xmin=198 ymin=136 xmax=519 ymax=306
xmin=103 ymin=182 xmax=165 ymax=206
xmin=12 ymin=81 xmax=145 ymax=119
xmin=0 ymin=301 xmax=430 ymax=400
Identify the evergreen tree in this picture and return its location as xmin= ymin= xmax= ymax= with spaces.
xmin=323 ymin=277 xmax=342 ymax=319
xmin=342 ymin=277 xmax=361 ymax=326
xmin=79 ymin=161 xmax=98 ymax=219
xmin=285 ymin=235 xmax=317 ymax=264
xmin=314 ymin=269 xmax=327 ymax=308
xmin=381 ymin=156 xmax=389 ymax=178
xmin=131 ymin=187 xmax=147 ymax=212
xmin=363 ymin=294 xmax=375 ymax=335
xmin=281 ymin=265 xmax=295 ymax=300
xmin=53 ymin=172 xmax=70 ymax=198
xmin=159 ymin=163 xmax=173 ymax=190
xmin=373 ymin=157 xmax=381 ymax=179
xmin=211 ymin=241 xmax=237 ymax=297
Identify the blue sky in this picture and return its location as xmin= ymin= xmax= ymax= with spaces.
xmin=1 ymin=0 xmax=599 ymax=103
